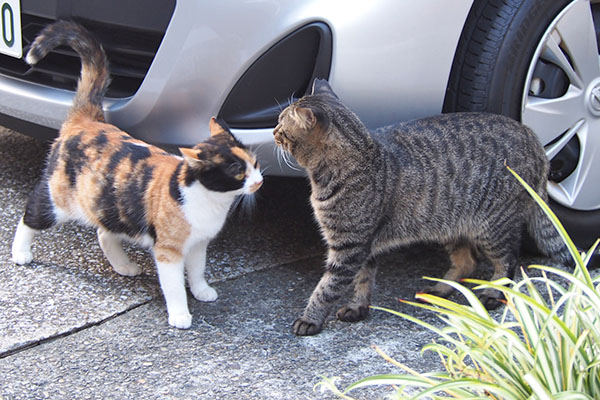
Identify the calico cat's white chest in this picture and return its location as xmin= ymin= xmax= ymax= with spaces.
xmin=179 ymin=182 xmax=236 ymax=243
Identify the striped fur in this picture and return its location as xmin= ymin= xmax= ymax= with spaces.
xmin=274 ymin=79 xmax=572 ymax=336
xmin=12 ymin=21 xmax=263 ymax=329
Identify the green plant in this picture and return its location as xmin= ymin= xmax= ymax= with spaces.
xmin=317 ymin=167 xmax=600 ymax=399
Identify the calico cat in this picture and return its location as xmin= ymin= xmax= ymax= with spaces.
xmin=11 ymin=21 xmax=263 ymax=329
xmin=274 ymin=78 xmax=572 ymax=336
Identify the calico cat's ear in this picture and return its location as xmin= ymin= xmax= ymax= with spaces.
xmin=209 ymin=117 xmax=232 ymax=137
xmin=179 ymin=147 xmax=208 ymax=168
xmin=310 ymin=78 xmax=339 ymax=99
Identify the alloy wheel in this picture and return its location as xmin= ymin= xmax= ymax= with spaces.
xmin=522 ymin=0 xmax=600 ymax=211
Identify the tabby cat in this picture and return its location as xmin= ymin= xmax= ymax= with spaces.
xmin=274 ymin=79 xmax=572 ymax=336
xmin=11 ymin=21 xmax=263 ymax=329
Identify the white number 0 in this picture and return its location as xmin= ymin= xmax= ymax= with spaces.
xmin=2 ymin=2 xmax=15 ymax=48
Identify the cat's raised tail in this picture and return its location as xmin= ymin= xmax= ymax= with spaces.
xmin=25 ymin=20 xmax=109 ymax=122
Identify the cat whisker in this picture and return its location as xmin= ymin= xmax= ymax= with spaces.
xmin=229 ymin=194 xmax=244 ymax=215
xmin=251 ymin=142 xmax=268 ymax=157
xmin=230 ymin=193 xmax=258 ymax=219
xmin=278 ymin=147 xmax=290 ymax=167
xmin=274 ymin=145 xmax=288 ymax=172
xmin=261 ymin=165 xmax=271 ymax=175
xmin=278 ymin=147 xmax=301 ymax=171
xmin=274 ymin=97 xmax=284 ymax=113
xmin=288 ymin=92 xmax=297 ymax=107
xmin=253 ymin=142 xmax=265 ymax=151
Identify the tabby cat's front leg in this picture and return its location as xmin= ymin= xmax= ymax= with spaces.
xmin=293 ymin=247 xmax=369 ymax=336
xmin=336 ymin=260 xmax=377 ymax=322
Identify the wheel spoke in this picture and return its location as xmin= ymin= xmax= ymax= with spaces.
xmin=548 ymin=121 xmax=600 ymax=210
xmin=553 ymin=0 xmax=600 ymax=84
xmin=522 ymin=86 xmax=585 ymax=146
xmin=541 ymin=30 xmax=584 ymax=89
xmin=545 ymin=119 xmax=584 ymax=160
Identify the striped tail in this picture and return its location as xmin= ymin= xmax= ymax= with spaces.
xmin=527 ymin=204 xmax=575 ymax=269
xmin=25 ymin=20 xmax=109 ymax=122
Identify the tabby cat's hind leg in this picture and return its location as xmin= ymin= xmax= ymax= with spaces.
xmin=97 ymin=228 xmax=141 ymax=276
xmin=12 ymin=180 xmax=57 ymax=264
xmin=478 ymin=252 xmax=518 ymax=310
xmin=477 ymin=230 xmax=521 ymax=309
xmin=422 ymin=243 xmax=477 ymax=298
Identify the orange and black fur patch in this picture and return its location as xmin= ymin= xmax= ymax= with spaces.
xmin=13 ymin=21 xmax=263 ymax=329
xmin=33 ymin=114 xmax=257 ymax=245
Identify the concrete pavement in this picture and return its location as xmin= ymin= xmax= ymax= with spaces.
xmin=0 ymin=127 xmax=578 ymax=399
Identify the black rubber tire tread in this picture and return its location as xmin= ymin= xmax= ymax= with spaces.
xmin=443 ymin=0 xmax=600 ymax=248
xmin=443 ymin=0 xmax=572 ymax=118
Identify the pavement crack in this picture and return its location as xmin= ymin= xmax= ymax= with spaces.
xmin=210 ymin=254 xmax=324 ymax=285
xmin=0 ymin=299 xmax=153 ymax=360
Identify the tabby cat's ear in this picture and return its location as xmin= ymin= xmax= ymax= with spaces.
xmin=310 ymin=78 xmax=339 ymax=99
xmin=209 ymin=117 xmax=232 ymax=137
xmin=179 ymin=147 xmax=208 ymax=168
xmin=296 ymin=107 xmax=317 ymax=130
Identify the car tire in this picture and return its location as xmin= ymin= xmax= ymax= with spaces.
xmin=444 ymin=0 xmax=600 ymax=248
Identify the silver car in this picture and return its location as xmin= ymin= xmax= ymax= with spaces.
xmin=0 ymin=0 xmax=597 ymax=244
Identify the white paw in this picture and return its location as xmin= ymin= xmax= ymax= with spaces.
xmin=168 ymin=312 xmax=192 ymax=329
xmin=12 ymin=250 xmax=33 ymax=265
xmin=113 ymin=262 xmax=141 ymax=277
xmin=192 ymin=286 xmax=218 ymax=302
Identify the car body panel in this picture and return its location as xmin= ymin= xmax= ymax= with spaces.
xmin=0 ymin=0 xmax=473 ymax=175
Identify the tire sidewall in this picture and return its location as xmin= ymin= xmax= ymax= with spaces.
xmin=490 ymin=0 xmax=599 ymax=247
xmin=486 ymin=0 xmax=574 ymax=118
xmin=446 ymin=0 xmax=599 ymax=247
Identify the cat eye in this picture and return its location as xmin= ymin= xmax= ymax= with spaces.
xmin=234 ymin=173 xmax=245 ymax=181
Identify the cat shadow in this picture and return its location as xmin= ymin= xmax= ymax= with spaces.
xmin=372 ymin=242 xmax=571 ymax=310
xmin=15 ymin=221 xmax=159 ymax=290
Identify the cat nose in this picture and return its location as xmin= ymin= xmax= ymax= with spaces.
xmin=273 ymin=124 xmax=280 ymax=136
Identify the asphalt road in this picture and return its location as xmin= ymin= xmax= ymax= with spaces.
xmin=0 ymin=126 xmax=586 ymax=399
